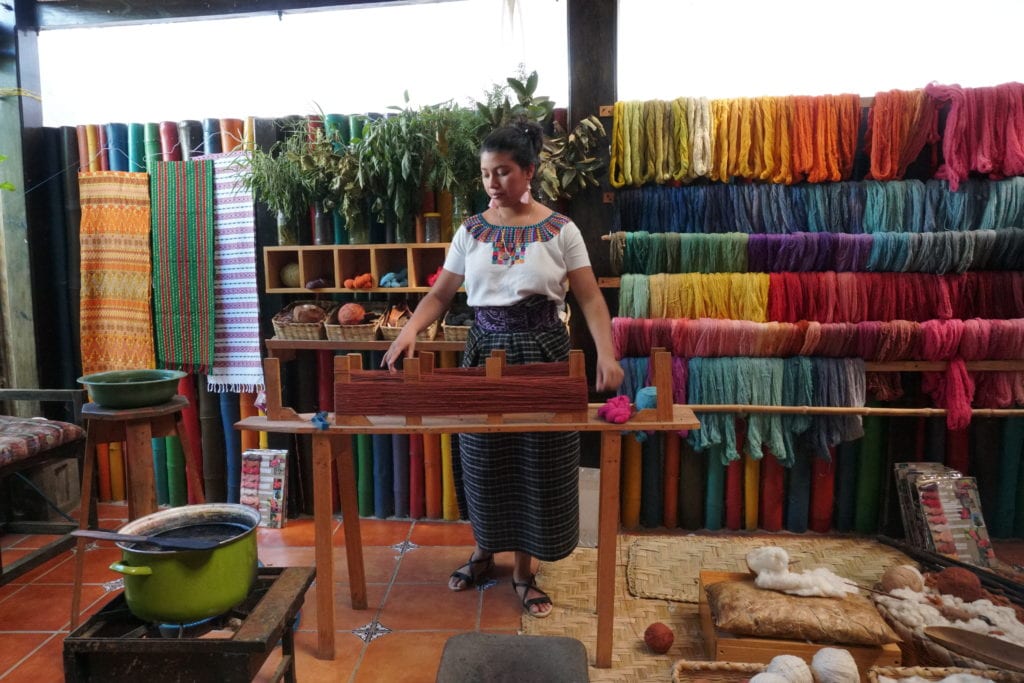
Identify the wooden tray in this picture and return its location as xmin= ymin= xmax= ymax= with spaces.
xmin=699 ymin=571 xmax=901 ymax=682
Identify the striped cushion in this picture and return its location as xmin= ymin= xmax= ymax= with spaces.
xmin=0 ymin=416 xmax=85 ymax=468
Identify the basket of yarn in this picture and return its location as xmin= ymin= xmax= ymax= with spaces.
xmin=272 ymin=300 xmax=337 ymax=340
xmin=441 ymin=307 xmax=474 ymax=341
xmin=379 ymin=303 xmax=437 ymax=342
xmin=325 ymin=303 xmax=382 ymax=341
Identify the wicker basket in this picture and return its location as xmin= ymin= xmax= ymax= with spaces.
xmin=378 ymin=304 xmax=438 ymax=342
xmin=868 ymin=665 xmax=1023 ymax=682
xmin=325 ymin=315 xmax=381 ymax=342
xmin=272 ymin=300 xmax=337 ymax=340
xmin=441 ymin=321 xmax=471 ymax=341
xmin=672 ymin=660 xmax=764 ymax=683
xmin=875 ymin=601 xmax=998 ymax=670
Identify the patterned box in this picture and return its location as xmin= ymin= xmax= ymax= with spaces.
xmin=240 ymin=449 xmax=288 ymax=528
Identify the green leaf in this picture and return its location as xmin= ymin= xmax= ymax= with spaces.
xmin=506 ymin=78 xmax=528 ymax=102
xmin=526 ymin=71 xmax=538 ymax=96
xmin=0 ymin=181 xmax=14 ymax=192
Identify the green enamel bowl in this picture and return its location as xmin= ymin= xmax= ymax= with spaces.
xmin=77 ymin=369 xmax=186 ymax=409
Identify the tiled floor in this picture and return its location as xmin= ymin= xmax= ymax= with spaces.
xmin=0 ymin=503 xmax=520 ymax=682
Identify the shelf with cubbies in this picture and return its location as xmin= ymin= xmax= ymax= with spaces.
xmin=263 ymin=243 xmax=449 ymax=294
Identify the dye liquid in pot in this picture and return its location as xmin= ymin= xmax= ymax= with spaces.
xmin=126 ymin=522 xmax=249 ymax=551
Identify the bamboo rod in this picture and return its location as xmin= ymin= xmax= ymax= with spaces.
xmin=685 ymin=404 xmax=1024 ymax=417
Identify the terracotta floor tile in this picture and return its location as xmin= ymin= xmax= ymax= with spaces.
xmin=1 ymin=534 xmax=31 ymax=549
xmin=332 ymin=546 xmax=400 ymax=584
xmin=409 ymin=520 xmax=477 ymax=546
xmin=3 ymin=554 xmax=71 ymax=585
xmin=394 ymin=545 xmax=479 ymax=584
xmin=0 ymin=583 xmax=26 ymax=603
xmin=258 ymin=545 xmax=317 ymax=568
xmin=256 ymin=517 xmax=333 ymax=547
xmin=253 ymin=630 xmax=363 ymax=683
xmin=0 ymin=634 xmax=64 ymax=683
xmin=0 ymin=632 xmax=50 ymax=675
xmin=297 ymin=580 xmax=391 ymax=631
xmin=333 ymin=518 xmax=412 ymax=547
xmin=0 ymin=583 xmax=106 ymax=631
xmin=480 ymin=579 xmax=526 ymax=630
xmin=35 ymin=546 xmax=123 ymax=584
xmin=376 ymin=583 xmax=479 ymax=631
xmin=354 ymin=630 xmax=455 ymax=683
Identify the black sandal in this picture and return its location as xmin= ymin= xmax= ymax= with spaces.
xmin=512 ymin=574 xmax=553 ymax=618
xmin=449 ymin=554 xmax=494 ymax=592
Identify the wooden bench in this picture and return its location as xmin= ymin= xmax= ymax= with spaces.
xmin=0 ymin=388 xmax=90 ymax=585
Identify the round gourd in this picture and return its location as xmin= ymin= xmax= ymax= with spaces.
xmin=337 ymin=303 xmax=367 ymax=325
xmin=291 ymin=304 xmax=326 ymax=323
xmin=280 ymin=262 xmax=301 ymax=288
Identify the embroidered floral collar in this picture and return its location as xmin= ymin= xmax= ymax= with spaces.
xmin=464 ymin=212 xmax=569 ymax=266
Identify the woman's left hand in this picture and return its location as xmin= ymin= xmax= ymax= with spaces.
xmin=594 ymin=355 xmax=624 ymax=393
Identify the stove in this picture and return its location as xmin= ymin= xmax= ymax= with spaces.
xmin=64 ymin=566 xmax=315 ymax=683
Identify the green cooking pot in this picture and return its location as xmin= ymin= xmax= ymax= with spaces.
xmin=108 ymin=504 xmax=260 ymax=623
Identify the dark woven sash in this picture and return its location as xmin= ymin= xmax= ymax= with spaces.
xmin=474 ymin=295 xmax=560 ymax=333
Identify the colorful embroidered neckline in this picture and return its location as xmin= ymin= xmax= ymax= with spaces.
xmin=464 ymin=212 xmax=569 ymax=266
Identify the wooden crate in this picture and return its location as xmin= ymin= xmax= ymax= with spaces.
xmin=699 ymin=571 xmax=901 ymax=682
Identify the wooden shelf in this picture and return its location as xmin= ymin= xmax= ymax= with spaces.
xmin=264 ymin=243 xmax=448 ymax=294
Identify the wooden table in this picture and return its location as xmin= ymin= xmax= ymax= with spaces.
xmin=236 ymin=351 xmax=699 ymax=667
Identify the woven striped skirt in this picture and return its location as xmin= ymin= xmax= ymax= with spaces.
xmin=456 ymin=322 xmax=580 ymax=562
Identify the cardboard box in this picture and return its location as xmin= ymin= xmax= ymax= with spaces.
xmin=699 ymin=571 xmax=901 ymax=681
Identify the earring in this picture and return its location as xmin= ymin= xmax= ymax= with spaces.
xmin=520 ymin=191 xmax=531 ymax=204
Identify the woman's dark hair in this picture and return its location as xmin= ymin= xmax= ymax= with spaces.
xmin=480 ymin=119 xmax=544 ymax=170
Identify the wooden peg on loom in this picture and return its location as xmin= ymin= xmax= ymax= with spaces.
xmin=263 ymin=357 xmax=301 ymax=422
xmin=554 ymin=350 xmax=589 ymax=423
xmin=633 ymin=348 xmax=673 ymax=422
xmin=333 ymin=354 xmax=371 ymax=426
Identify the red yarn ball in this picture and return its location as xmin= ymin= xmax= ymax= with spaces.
xmin=644 ymin=622 xmax=674 ymax=654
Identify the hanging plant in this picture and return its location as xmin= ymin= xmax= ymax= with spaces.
xmin=474 ymin=70 xmax=607 ymax=203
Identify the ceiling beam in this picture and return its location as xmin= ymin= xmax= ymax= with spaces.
xmin=24 ymin=0 xmax=448 ymax=30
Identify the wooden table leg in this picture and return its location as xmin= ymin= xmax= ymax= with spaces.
xmin=311 ymin=433 xmax=336 ymax=660
xmin=596 ymin=431 xmax=622 ymax=668
xmin=69 ymin=430 xmax=98 ymax=629
xmin=123 ymin=421 xmax=157 ymax=520
xmin=334 ymin=435 xmax=366 ymax=610
xmin=174 ymin=412 xmax=206 ymax=503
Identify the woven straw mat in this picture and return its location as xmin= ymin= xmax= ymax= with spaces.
xmin=627 ymin=535 xmax=916 ymax=603
xmin=523 ymin=537 xmax=706 ymax=683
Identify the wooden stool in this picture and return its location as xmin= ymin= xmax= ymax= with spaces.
xmin=70 ymin=395 xmax=205 ymax=628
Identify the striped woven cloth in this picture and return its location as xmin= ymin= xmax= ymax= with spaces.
xmin=78 ymin=171 xmax=156 ymax=375
xmin=150 ymin=160 xmax=215 ymax=373
xmin=195 ymin=151 xmax=264 ymax=392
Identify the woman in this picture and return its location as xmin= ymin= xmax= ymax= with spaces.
xmin=382 ymin=120 xmax=623 ymax=617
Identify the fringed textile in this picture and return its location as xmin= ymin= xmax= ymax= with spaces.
xmin=194 ymin=152 xmax=264 ymax=392
xmin=150 ymin=159 xmax=215 ymax=373
xmin=78 ymin=171 xmax=156 ymax=375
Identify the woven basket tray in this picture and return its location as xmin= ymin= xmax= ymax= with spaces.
xmin=379 ymin=319 xmax=438 ymax=342
xmin=325 ymin=316 xmax=380 ymax=342
xmin=868 ymin=665 xmax=1023 ymax=682
xmin=441 ymin=321 xmax=471 ymax=341
xmin=672 ymin=660 xmax=764 ymax=683
xmin=875 ymin=601 xmax=995 ymax=670
xmin=272 ymin=300 xmax=336 ymax=340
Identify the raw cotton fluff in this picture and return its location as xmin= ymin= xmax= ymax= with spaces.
xmin=874 ymin=588 xmax=1024 ymax=645
xmin=750 ymin=673 xmax=791 ymax=683
xmin=765 ymin=654 xmax=813 ymax=683
xmin=746 ymin=547 xmax=859 ymax=598
xmin=810 ymin=647 xmax=859 ymax=683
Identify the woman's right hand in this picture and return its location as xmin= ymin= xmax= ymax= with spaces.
xmin=382 ymin=328 xmax=417 ymax=371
